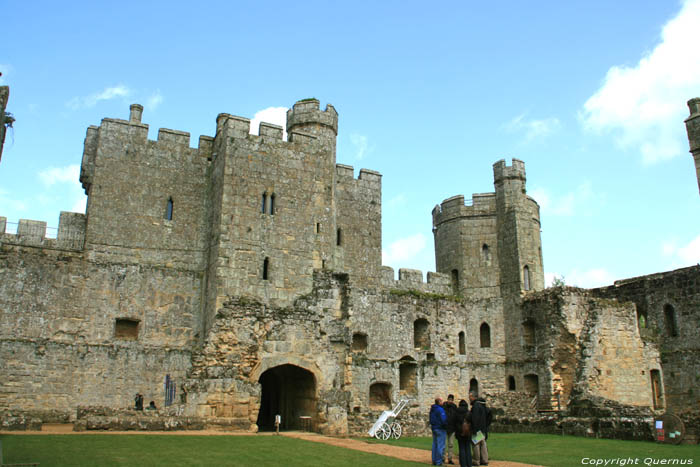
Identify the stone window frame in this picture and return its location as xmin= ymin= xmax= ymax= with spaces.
xmin=114 ymin=318 xmax=140 ymax=340
xmin=413 ymin=318 xmax=430 ymax=350
xmin=351 ymin=332 xmax=368 ymax=352
xmin=165 ymin=197 xmax=174 ymax=221
xmin=663 ymin=304 xmax=679 ymax=337
xmin=261 ymin=193 xmax=267 ymax=214
xmin=399 ymin=356 xmax=418 ymax=394
xmin=458 ymin=331 xmax=466 ymax=355
xmin=451 ymin=269 xmax=459 ymax=294
xmin=523 ymin=265 xmax=531 ymax=291
xmin=369 ymin=382 xmax=392 ymax=410
xmin=336 ymin=227 xmax=342 ymax=246
xmin=507 ymin=375 xmax=516 ymax=391
xmin=479 ymin=322 xmax=491 ymax=348
xmin=524 ymin=373 xmax=539 ymax=395
xmin=469 ymin=377 xmax=479 ymax=395
xmin=269 ymin=193 xmax=276 ymax=215
xmin=481 ymin=243 xmax=490 ymax=264
xmin=263 ymin=257 xmax=270 ymax=280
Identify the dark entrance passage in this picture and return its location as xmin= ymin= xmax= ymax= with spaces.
xmin=256 ymin=364 xmax=316 ymax=431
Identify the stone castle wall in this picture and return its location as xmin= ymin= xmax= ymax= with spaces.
xmin=1 ymin=97 xmax=698 ymax=440
xmin=593 ymin=266 xmax=700 ymax=412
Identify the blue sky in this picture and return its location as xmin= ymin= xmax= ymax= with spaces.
xmin=1 ymin=0 xmax=699 ymax=288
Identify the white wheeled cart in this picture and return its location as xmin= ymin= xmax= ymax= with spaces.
xmin=368 ymin=398 xmax=409 ymax=440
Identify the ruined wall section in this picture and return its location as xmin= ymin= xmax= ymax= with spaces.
xmin=593 ymin=265 xmax=700 ymax=412
xmin=521 ymin=288 xmax=656 ymax=409
xmin=206 ymin=100 xmax=339 ymax=313
xmin=185 ymin=271 xmax=352 ymax=434
xmin=432 ymin=193 xmax=500 ymax=299
xmin=335 ymin=165 xmax=382 ymax=288
xmin=79 ymin=105 xmax=211 ymax=271
xmin=0 ymin=243 xmax=199 ymax=416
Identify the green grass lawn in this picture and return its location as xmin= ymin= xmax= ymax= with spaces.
xmin=0 ymin=434 xmax=426 ymax=467
xmin=365 ymin=433 xmax=700 ymax=467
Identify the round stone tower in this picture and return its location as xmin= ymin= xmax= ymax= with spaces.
xmin=286 ymin=98 xmax=338 ymax=156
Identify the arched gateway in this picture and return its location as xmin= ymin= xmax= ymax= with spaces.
xmin=256 ymin=364 xmax=317 ymax=431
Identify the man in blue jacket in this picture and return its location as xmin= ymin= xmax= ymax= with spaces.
xmin=430 ymin=396 xmax=448 ymax=465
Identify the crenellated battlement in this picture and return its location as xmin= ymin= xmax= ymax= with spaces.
xmin=432 ymin=192 xmax=496 ymax=227
xmin=379 ymin=266 xmax=453 ymax=295
xmin=493 ymin=158 xmax=526 ymax=184
xmin=286 ymin=98 xmax=338 ymax=137
xmin=0 ymin=212 xmax=86 ymax=251
xmin=335 ymin=164 xmax=382 ymax=185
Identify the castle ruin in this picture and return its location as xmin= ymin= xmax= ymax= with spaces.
xmin=1 ymin=97 xmax=698 ymax=438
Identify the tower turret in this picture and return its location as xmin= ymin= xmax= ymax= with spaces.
xmin=685 ymin=97 xmax=700 ymax=197
xmin=286 ymin=98 xmax=338 ymax=154
xmin=493 ymin=159 xmax=544 ymax=294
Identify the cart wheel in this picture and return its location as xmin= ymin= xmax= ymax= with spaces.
xmin=378 ymin=422 xmax=392 ymax=440
xmin=391 ymin=422 xmax=402 ymax=439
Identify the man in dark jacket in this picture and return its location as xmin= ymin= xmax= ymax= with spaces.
xmin=443 ymin=394 xmax=458 ymax=464
xmin=429 ymin=397 xmax=448 ymax=466
xmin=452 ymin=399 xmax=473 ymax=467
xmin=469 ymin=392 xmax=491 ymax=465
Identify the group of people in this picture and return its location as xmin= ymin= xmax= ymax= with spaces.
xmin=429 ymin=392 xmax=492 ymax=467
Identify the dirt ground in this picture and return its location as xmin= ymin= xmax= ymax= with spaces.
xmin=3 ymin=425 xmax=543 ymax=466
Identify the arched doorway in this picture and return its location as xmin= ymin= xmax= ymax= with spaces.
xmin=256 ymin=364 xmax=316 ymax=431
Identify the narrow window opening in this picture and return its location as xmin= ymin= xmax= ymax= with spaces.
xmin=637 ymin=310 xmax=647 ymax=330
xmin=458 ymin=331 xmax=466 ymax=355
xmin=369 ymin=383 xmax=392 ymax=410
xmin=351 ymin=333 xmax=368 ymax=352
xmin=263 ymin=257 xmax=269 ymax=280
xmin=664 ymin=304 xmax=678 ymax=337
xmin=316 ymin=223 xmax=321 ymax=234
xmin=524 ymin=374 xmax=539 ymax=395
xmin=451 ymin=269 xmax=459 ymax=294
xmin=399 ymin=357 xmax=417 ymax=394
xmin=270 ymin=193 xmax=275 ymax=215
xmin=522 ymin=320 xmax=536 ymax=347
xmin=115 ymin=318 xmax=139 ymax=340
xmin=523 ymin=265 xmax=531 ymax=291
xmin=480 ymin=322 xmax=491 ymax=348
xmin=261 ymin=193 xmax=267 ymax=214
xmin=413 ymin=318 xmax=430 ymax=350
xmin=469 ymin=378 xmax=479 ymax=395
xmin=507 ymin=376 xmax=516 ymax=391
xmin=482 ymin=244 xmax=490 ymax=264
xmin=165 ymin=197 xmax=173 ymax=221
xmin=337 ymin=228 xmax=342 ymax=246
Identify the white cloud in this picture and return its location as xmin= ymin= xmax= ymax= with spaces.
xmin=382 ymin=233 xmax=427 ymax=266
xmin=529 ymin=181 xmax=596 ymax=216
xmin=146 ymin=90 xmax=163 ymax=110
xmin=350 ymin=133 xmax=371 ymax=160
xmin=67 ymin=84 xmax=131 ymax=110
xmin=505 ymin=114 xmax=561 ymax=142
xmin=566 ymin=268 xmax=616 ymax=288
xmin=662 ymin=234 xmax=700 ymax=266
xmin=39 ymin=165 xmax=80 ymax=186
xmin=580 ymin=0 xmax=700 ymax=164
xmin=249 ymin=106 xmax=288 ymax=139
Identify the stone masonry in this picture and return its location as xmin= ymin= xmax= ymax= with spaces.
xmin=1 ymin=96 xmax=699 ymax=439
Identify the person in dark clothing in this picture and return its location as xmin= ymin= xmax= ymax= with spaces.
xmin=134 ymin=393 xmax=143 ymax=411
xmin=429 ymin=397 xmax=448 ymax=466
xmin=443 ymin=394 xmax=458 ymax=464
xmin=469 ymin=392 xmax=492 ymax=465
xmin=452 ymin=399 xmax=473 ymax=467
